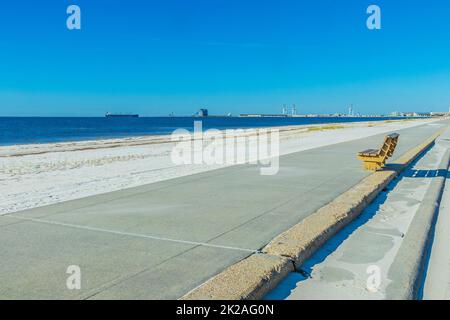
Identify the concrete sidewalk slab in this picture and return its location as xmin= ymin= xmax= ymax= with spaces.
xmin=0 ymin=121 xmax=448 ymax=299
xmin=423 ymin=159 xmax=450 ymax=300
xmin=265 ymin=126 xmax=450 ymax=300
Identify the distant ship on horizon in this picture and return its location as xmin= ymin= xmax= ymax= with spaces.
xmin=105 ymin=112 xmax=139 ymax=118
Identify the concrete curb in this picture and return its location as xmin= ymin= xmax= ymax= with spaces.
xmin=181 ymin=129 xmax=445 ymax=300
xmin=181 ymin=254 xmax=294 ymax=300
xmin=386 ymin=146 xmax=450 ymax=300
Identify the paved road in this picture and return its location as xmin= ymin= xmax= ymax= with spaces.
xmin=0 ymin=120 xmax=448 ymax=299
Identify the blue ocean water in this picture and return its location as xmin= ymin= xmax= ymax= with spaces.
xmin=0 ymin=117 xmax=407 ymax=146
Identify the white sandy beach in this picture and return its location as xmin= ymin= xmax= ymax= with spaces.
xmin=0 ymin=119 xmax=437 ymax=215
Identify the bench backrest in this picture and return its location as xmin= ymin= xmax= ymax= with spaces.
xmin=379 ymin=133 xmax=399 ymax=160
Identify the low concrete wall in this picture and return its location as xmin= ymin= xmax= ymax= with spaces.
xmin=182 ymin=129 xmax=445 ymax=300
xmin=386 ymin=148 xmax=450 ymax=300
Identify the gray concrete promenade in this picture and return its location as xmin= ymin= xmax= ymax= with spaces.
xmin=0 ymin=120 xmax=448 ymax=299
xmin=265 ymin=125 xmax=450 ymax=300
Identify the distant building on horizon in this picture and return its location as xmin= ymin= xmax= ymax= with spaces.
xmin=390 ymin=111 xmax=440 ymax=117
xmin=430 ymin=111 xmax=448 ymax=117
xmin=197 ymin=109 xmax=209 ymax=117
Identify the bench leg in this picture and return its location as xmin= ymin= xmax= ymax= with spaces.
xmin=363 ymin=162 xmax=382 ymax=171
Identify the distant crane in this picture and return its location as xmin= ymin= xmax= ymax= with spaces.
xmin=292 ymin=104 xmax=297 ymax=116
xmin=348 ymin=104 xmax=354 ymax=117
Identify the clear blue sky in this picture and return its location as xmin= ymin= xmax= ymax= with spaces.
xmin=0 ymin=0 xmax=449 ymax=116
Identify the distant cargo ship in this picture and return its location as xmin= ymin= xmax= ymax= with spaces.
xmin=105 ymin=113 xmax=139 ymax=118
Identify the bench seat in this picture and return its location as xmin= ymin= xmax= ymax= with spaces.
xmin=358 ymin=149 xmax=380 ymax=156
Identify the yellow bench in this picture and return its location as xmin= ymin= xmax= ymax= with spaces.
xmin=357 ymin=133 xmax=399 ymax=171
